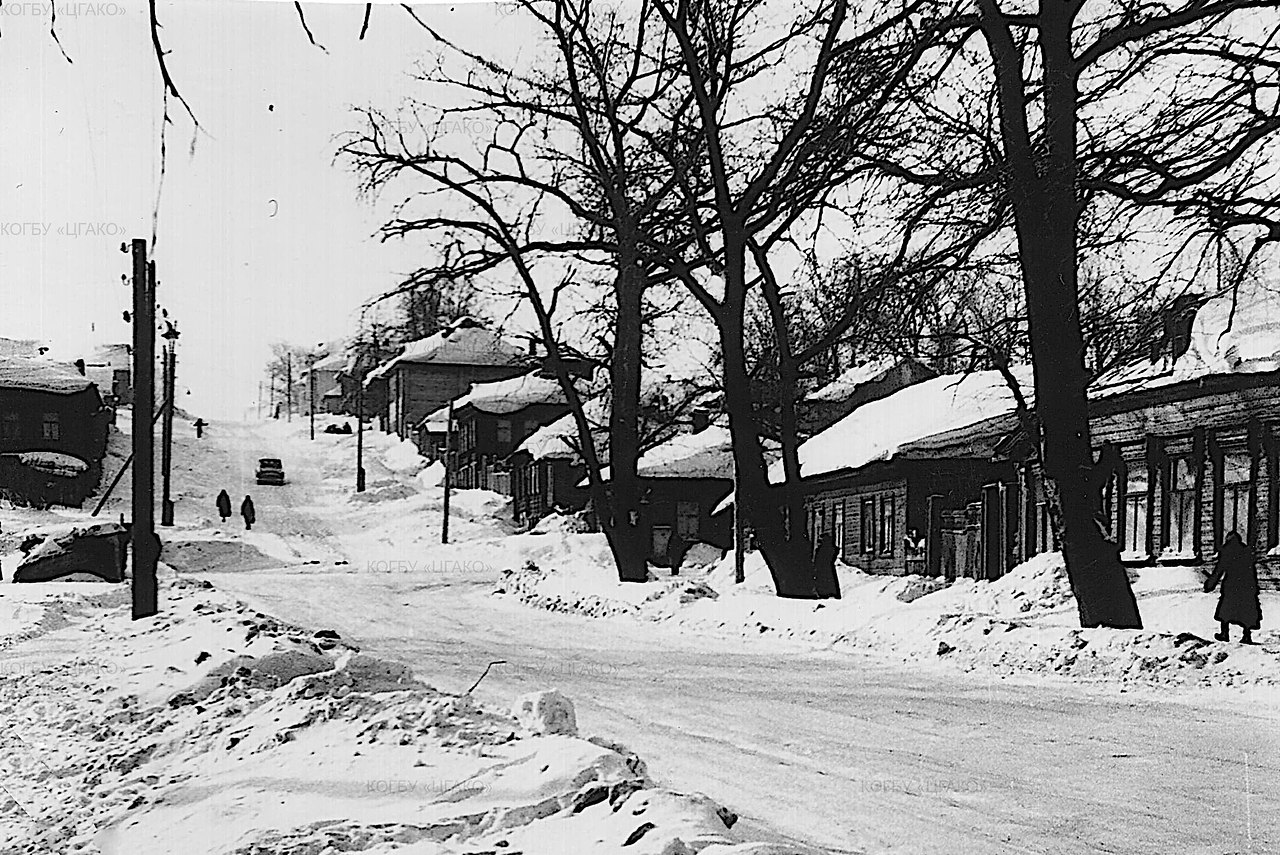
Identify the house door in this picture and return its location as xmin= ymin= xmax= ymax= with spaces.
xmin=981 ymin=482 xmax=1012 ymax=581
xmin=651 ymin=525 xmax=672 ymax=563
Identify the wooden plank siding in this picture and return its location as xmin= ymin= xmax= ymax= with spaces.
xmin=1077 ymin=376 xmax=1280 ymax=588
xmin=801 ymin=459 xmax=1015 ymax=576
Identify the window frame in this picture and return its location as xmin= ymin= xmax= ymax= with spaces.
xmin=859 ymin=497 xmax=876 ymax=555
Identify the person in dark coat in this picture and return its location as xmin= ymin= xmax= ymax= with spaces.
xmin=240 ymin=495 xmax=256 ymax=531
xmin=1204 ymin=531 xmax=1262 ymax=644
xmin=814 ymin=531 xmax=841 ymax=599
xmin=193 ymin=418 xmax=207 ymax=438
xmin=216 ymin=489 xmax=232 ymax=524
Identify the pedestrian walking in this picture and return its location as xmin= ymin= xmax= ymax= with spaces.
xmin=216 ymin=489 xmax=232 ymax=524
xmin=193 ymin=418 xmax=207 ymax=438
xmin=1204 ymin=531 xmax=1262 ymax=644
xmin=241 ymin=495 xmax=256 ymax=531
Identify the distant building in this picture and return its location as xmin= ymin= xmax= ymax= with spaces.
xmin=800 ymin=356 xmax=937 ymax=434
xmin=599 ymin=424 xmax=736 ymax=565
xmin=0 ymin=357 xmax=111 ymax=507
xmin=364 ymin=318 xmax=529 ymax=440
xmin=81 ymin=343 xmax=132 ymax=406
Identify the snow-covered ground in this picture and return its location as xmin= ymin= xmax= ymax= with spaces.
xmin=503 ymin=540 xmax=1280 ymax=691
xmin=2 ymin=413 xmax=1278 ymax=854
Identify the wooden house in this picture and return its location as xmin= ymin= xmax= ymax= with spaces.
xmin=364 ymin=318 xmax=529 ymax=441
xmin=794 ymin=369 xmax=1028 ymax=578
xmin=795 ymin=289 xmax=1280 ymax=590
xmin=1004 ymin=290 xmax=1280 ymax=588
xmin=507 ymin=404 xmax=606 ymax=528
xmin=597 ymin=424 xmax=736 ymax=565
xmin=0 ymin=357 xmax=111 ymax=507
xmin=451 ymin=371 xmax=574 ymax=493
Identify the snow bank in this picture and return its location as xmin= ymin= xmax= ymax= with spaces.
xmin=382 ymin=437 xmax=429 ymax=474
xmin=500 ymin=548 xmax=1280 ymax=691
xmin=0 ymin=576 xmax=789 ymax=855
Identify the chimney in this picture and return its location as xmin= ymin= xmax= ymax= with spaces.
xmin=528 ymin=337 xmax=538 ymax=357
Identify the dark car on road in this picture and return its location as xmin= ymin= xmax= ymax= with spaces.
xmin=255 ymin=457 xmax=285 ymax=485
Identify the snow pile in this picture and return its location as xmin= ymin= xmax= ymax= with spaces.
xmin=416 ymin=460 xmax=445 ymax=488
xmin=382 ymin=436 xmax=430 ymax=474
xmin=0 ymin=576 xmax=787 ymax=855
xmin=501 ymin=548 xmax=1280 ymax=690
xmin=14 ymin=450 xmax=89 ymax=475
xmin=512 ymin=689 xmax=578 ymax=736
xmin=529 ymin=511 xmax=591 ymax=535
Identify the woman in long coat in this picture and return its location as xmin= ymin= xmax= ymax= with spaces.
xmin=1204 ymin=531 xmax=1262 ymax=644
xmin=240 ymin=495 xmax=256 ymax=531
xmin=216 ymin=489 xmax=232 ymax=523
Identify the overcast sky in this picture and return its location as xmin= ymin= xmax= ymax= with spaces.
xmin=0 ymin=0 xmax=530 ymax=418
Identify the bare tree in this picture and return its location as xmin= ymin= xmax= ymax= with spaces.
xmin=876 ymin=0 xmax=1280 ymax=627
xmin=341 ymin=0 xmax=707 ymax=583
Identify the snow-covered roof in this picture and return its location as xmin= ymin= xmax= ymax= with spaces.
xmin=0 ymin=337 xmax=47 ymax=359
xmin=786 ymin=367 xmax=1034 ymax=481
xmin=5 ymin=451 xmax=89 ymax=476
xmin=418 ymin=404 xmax=451 ymax=434
xmin=1093 ymin=287 xmax=1280 ymax=396
xmin=454 ymin=371 xmax=568 ymax=415
xmin=805 ymin=356 xmax=901 ymax=403
xmin=365 ymin=318 xmax=525 ymax=382
xmin=633 ymin=425 xmax=735 ymax=480
xmin=0 ymin=357 xmax=96 ymax=395
xmin=516 ymin=398 xmax=609 ymax=462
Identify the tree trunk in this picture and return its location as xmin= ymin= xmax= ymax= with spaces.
xmin=999 ymin=2 xmax=1141 ymax=628
xmin=719 ymin=272 xmax=821 ymax=598
xmin=609 ymin=256 xmax=649 ymax=582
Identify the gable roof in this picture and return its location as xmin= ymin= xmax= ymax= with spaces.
xmin=515 ymin=398 xmax=610 ymax=462
xmin=788 ymin=367 xmax=1034 ymax=481
xmin=805 ymin=356 xmax=904 ymax=403
xmin=0 ymin=357 xmax=97 ymax=395
xmin=365 ymin=318 xmax=525 ymax=382
xmin=453 ymin=371 xmax=567 ymax=415
xmin=1093 ymin=287 xmax=1280 ymax=396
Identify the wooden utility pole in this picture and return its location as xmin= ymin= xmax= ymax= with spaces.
xmin=355 ymin=383 xmax=367 ymax=492
xmin=286 ymin=353 xmax=293 ymax=422
xmin=160 ymin=332 xmax=177 ymax=526
xmin=309 ymin=355 xmax=316 ymax=440
xmin=442 ymin=401 xmax=454 ymax=544
xmin=131 ymin=241 xmax=158 ymax=619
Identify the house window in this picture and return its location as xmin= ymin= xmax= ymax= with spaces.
xmin=1122 ymin=465 xmax=1149 ymax=556
xmin=41 ymin=412 xmax=59 ymax=441
xmin=1 ymin=412 xmax=19 ymax=440
xmin=676 ymin=501 xmax=699 ymax=539
xmin=1164 ymin=455 xmax=1197 ymax=555
xmin=496 ymin=418 xmax=512 ymax=444
xmin=1223 ymin=451 xmax=1251 ymax=541
xmin=879 ymin=494 xmax=895 ymax=557
xmin=860 ymin=498 xmax=876 ymax=554
xmin=833 ymin=501 xmax=846 ymax=555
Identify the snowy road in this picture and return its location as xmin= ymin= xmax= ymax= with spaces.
xmin=177 ymin=420 xmax=1280 ymax=855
